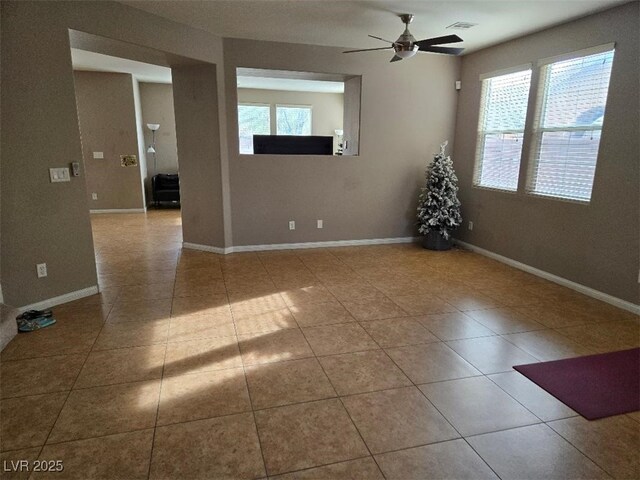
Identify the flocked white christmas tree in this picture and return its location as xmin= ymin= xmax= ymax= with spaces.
xmin=417 ymin=141 xmax=462 ymax=239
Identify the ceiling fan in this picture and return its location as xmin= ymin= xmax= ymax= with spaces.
xmin=344 ymin=14 xmax=464 ymax=62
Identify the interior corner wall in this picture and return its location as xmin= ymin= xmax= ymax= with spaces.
xmin=139 ymin=82 xmax=179 ymax=201
xmin=342 ymin=76 xmax=361 ymax=156
xmin=0 ymin=0 xmax=225 ymax=308
xmin=452 ymin=2 xmax=640 ymax=304
xmin=223 ymin=38 xmax=460 ymax=247
xmin=132 ymin=77 xmax=149 ymax=207
xmin=73 ymin=71 xmax=145 ymax=210
xmin=172 ymin=64 xmax=226 ymax=249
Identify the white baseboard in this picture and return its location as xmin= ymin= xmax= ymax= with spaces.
xmin=231 ymin=236 xmax=418 ymax=253
xmin=0 ymin=285 xmax=99 ymax=352
xmin=90 ymin=208 xmax=146 ymax=214
xmin=183 ymin=237 xmax=418 ymax=255
xmin=182 ymin=242 xmax=227 ymax=255
xmin=455 ymin=239 xmax=640 ymax=315
xmin=18 ymin=286 xmax=100 ymax=312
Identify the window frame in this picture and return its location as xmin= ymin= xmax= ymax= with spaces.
xmin=525 ymin=44 xmax=616 ymax=204
xmin=275 ymin=104 xmax=313 ymax=136
xmin=237 ymin=102 xmax=272 ymax=155
xmin=472 ymin=65 xmax=533 ymax=193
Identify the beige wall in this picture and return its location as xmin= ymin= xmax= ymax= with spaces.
xmin=139 ymin=82 xmax=179 ymax=190
xmin=237 ymin=88 xmax=343 ymax=152
xmin=73 ymin=71 xmax=145 ymax=210
xmin=452 ymin=2 xmax=639 ymax=303
xmin=224 ymin=38 xmax=460 ymax=247
xmin=1 ymin=0 xmax=225 ymax=307
xmin=173 ymin=64 xmax=226 ymax=249
xmin=132 ymin=77 xmax=150 ymax=207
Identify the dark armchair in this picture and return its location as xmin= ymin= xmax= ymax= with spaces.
xmin=152 ymin=174 xmax=180 ymax=206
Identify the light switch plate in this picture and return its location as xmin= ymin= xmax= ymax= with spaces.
xmin=93 ymin=152 xmax=104 ymax=159
xmin=49 ymin=168 xmax=71 ymax=183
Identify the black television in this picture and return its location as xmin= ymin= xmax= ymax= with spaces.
xmin=253 ymin=135 xmax=333 ymax=155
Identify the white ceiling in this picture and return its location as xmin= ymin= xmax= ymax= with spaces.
xmin=71 ymin=49 xmax=345 ymax=93
xmin=121 ymin=0 xmax=628 ymax=54
xmin=71 ymin=48 xmax=173 ymax=83
xmin=237 ymin=76 xmax=344 ymax=93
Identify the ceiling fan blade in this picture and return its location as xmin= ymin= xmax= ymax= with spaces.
xmin=415 ymin=34 xmax=463 ymax=48
xmin=369 ymin=34 xmax=399 ymax=45
xmin=343 ymin=46 xmax=393 ymax=53
xmin=390 ymin=55 xmax=403 ymax=63
xmin=419 ymin=45 xmax=465 ymax=55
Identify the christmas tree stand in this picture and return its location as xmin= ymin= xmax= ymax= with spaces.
xmin=422 ymin=230 xmax=452 ymax=251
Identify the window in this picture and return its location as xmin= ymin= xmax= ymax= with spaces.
xmin=527 ymin=47 xmax=614 ymax=202
xmin=473 ymin=69 xmax=532 ymax=191
xmin=276 ymin=105 xmax=312 ymax=135
xmin=236 ymin=68 xmax=361 ymax=156
xmin=238 ymin=104 xmax=270 ymax=154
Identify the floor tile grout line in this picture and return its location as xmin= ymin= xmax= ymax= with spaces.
xmin=334 ymin=393 xmax=388 ymax=480
xmin=264 ymin=454 xmax=376 ymax=478
xmin=294 ymin=265 xmax=424 ymax=473
xmin=460 ymin=436 xmax=505 ymax=479
xmin=288 ymin=253 xmax=390 ymax=480
xmin=31 ymin=426 xmax=157 ymax=449
xmin=225 ymin=256 xmax=269 ymax=479
xmin=373 ymin=331 xmax=568 ymax=448
xmin=142 ymin=261 xmax=180 ymax=480
xmin=347 ymin=313 xmax=470 ymax=454
xmin=543 ymin=421 xmax=619 ymax=479
xmin=35 ymin=300 xmax=115 ymax=453
xmin=332 ymin=303 xmax=495 ymax=466
xmin=257 ymin=251 xmax=389 ymax=477
xmin=482 ymin=371 xmax=570 ymax=424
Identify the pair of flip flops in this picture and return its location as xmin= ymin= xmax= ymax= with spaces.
xmin=17 ymin=309 xmax=56 ymax=332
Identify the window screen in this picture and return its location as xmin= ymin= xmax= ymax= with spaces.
xmin=527 ymin=48 xmax=614 ymax=202
xmin=238 ymin=104 xmax=270 ymax=154
xmin=473 ymin=69 xmax=532 ymax=191
xmin=276 ymin=106 xmax=312 ymax=136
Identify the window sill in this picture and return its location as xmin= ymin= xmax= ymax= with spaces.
xmin=525 ymin=191 xmax=591 ymax=205
xmin=472 ymin=184 xmax=518 ymax=194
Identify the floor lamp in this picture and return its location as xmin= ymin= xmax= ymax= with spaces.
xmin=146 ymin=123 xmax=160 ymax=174
xmin=147 ymin=123 xmax=160 ymax=206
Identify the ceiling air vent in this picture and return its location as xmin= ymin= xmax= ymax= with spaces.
xmin=446 ymin=22 xmax=478 ymax=30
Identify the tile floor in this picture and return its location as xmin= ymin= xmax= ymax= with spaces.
xmin=1 ymin=210 xmax=639 ymax=479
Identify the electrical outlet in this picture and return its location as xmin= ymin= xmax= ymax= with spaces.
xmin=289 ymin=221 xmax=296 ymax=230
xmin=36 ymin=263 xmax=47 ymax=278
xmin=468 ymin=221 xmax=474 ymax=231
xmin=92 ymin=193 xmax=98 ymax=200
xmin=317 ymin=219 xmax=323 ymax=229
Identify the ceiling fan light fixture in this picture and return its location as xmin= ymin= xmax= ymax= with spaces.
xmin=345 ymin=14 xmax=464 ymax=62
xmin=395 ymin=47 xmax=418 ymax=59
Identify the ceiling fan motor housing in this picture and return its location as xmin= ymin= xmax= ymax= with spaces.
xmin=394 ymin=14 xmax=419 ymax=57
